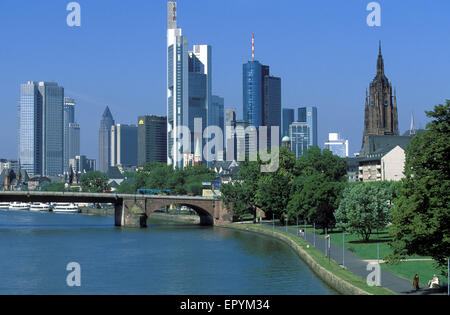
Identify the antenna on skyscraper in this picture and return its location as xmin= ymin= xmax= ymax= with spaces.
xmin=252 ymin=34 xmax=255 ymax=61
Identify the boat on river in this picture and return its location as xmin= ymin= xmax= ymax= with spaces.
xmin=52 ymin=203 xmax=79 ymax=213
xmin=30 ymin=203 xmax=51 ymax=212
xmin=9 ymin=202 xmax=30 ymax=211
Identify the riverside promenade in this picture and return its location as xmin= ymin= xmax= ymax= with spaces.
xmin=264 ymin=223 xmax=447 ymax=295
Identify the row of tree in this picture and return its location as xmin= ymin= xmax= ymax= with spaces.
xmin=221 ymin=101 xmax=449 ymax=269
xmin=116 ymin=162 xmax=215 ymax=196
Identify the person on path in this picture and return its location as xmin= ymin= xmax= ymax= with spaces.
xmin=413 ymin=274 xmax=420 ymax=291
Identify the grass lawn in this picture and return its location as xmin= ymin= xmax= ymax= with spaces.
xmin=278 ymin=223 xmax=447 ymax=292
xmin=285 ymin=225 xmax=426 ymax=260
xmin=381 ymin=261 xmax=448 ymax=288
xmin=244 ymin=224 xmax=394 ymax=295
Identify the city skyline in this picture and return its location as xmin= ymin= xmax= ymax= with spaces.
xmin=1 ymin=1 xmax=450 ymax=160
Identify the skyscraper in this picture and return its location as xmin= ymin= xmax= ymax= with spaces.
xmin=18 ymin=81 xmax=64 ymax=176
xmin=111 ymin=124 xmax=138 ymax=167
xmin=68 ymin=123 xmax=80 ymax=163
xmin=188 ymin=44 xmax=212 ymax=163
xmin=282 ymin=108 xmax=295 ymax=138
xmin=225 ymin=109 xmax=237 ymax=160
xmin=63 ymin=97 xmax=81 ymax=173
xmin=167 ymin=1 xmax=189 ymax=169
xmin=324 ymin=133 xmax=349 ymax=158
xmin=298 ymin=106 xmax=318 ymax=147
xmin=243 ymin=35 xmax=281 ymax=150
xmin=290 ymin=122 xmax=310 ymax=158
xmin=98 ymin=106 xmax=115 ymax=173
xmin=210 ymin=95 xmax=225 ymax=161
xmin=362 ymin=42 xmax=399 ymax=148
xmin=138 ymin=115 xmax=167 ymax=166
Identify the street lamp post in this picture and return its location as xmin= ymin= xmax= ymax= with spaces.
xmin=285 ymin=214 xmax=287 ymax=233
xmin=313 ymin=223 xmax=316 ymax=247
xmin=342 ymin=230 xmax=345 ymax=268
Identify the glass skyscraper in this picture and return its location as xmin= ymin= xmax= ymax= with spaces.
xmin=64 ymin=97 xmax=80 ymax=173
xmin=324 ymin=133 xmax=349 ymax=158
xmin=98 ymin=106 xmax=115 ymax=173
xmin=111 ymin=124 xmax=138 ymax=167
xmin=290 ymin=122 xmax=310 ymax=158
xmin=18 ymin=81 xmax=64 ymax=176
xmin=298 ymin=106 xmax=318 ymax=147
xmin=167 ymin=1 xmax=189 ymax=169
xmin=138 ymin=115 xmax=167 ymax=167
xmin=282 ymin=108 xmax=295 ymax=138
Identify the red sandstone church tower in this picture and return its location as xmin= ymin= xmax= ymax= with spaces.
xmin=362 ymin=42 xmax=399 ymax=148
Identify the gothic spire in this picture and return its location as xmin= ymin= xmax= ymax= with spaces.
xmin=377 ymin=40 xmax=384 ymax=75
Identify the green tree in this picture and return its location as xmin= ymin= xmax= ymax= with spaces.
xmin=287 ymin=173 xmax=343 ymax=227
xmin=389 ymin=102 xmax=450 ymax=268
xmin=41 ymin=182 xmax=66 ymax=192
xmin=335 ymin=182 xmax=395 ymax=242
xmin=80 ymin=171 xmax=110 ymax=193
xmin=220 ymin=159 xmax=262 ymax=222
xmin=256 ymin=147 xmax=296 ymax=219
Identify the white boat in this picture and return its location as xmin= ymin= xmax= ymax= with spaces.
xmin=30 ymin=202 xmax=51 ymax=212
xmin=0 ymin=202 xmax=10 ymax=210
xmin=52 ymin=203 xmax=79 ymax=213
xmin=9 ymin=202 xmax=30 ymax=211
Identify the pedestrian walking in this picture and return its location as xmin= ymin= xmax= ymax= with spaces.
xmin=413 ymin=274 xmax=420 ymax=291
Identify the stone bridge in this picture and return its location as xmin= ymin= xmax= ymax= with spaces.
xmin=0 ymin=192 xmax=232 ymax=228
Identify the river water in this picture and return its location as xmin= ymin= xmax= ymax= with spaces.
xmin=0 ymin=210 xmax=335 ymax=295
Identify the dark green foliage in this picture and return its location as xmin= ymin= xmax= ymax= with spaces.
xmin=80 ymin=171 xmax=110 ymax=193
xmin=389 ymin=101 xmax=450 ymax=269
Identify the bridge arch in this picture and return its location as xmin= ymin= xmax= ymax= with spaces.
xmin=145 ymin=201 xmax=215 ymax=226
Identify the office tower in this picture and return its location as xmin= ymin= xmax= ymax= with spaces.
xmin=362 ymin=41 xmax=399 ymax=148
xmin=290 ymin=122 xmax=310 ymax=158
xmin=282 ymin=108 xmax=295 ymax=138
xmin=18 ymin=81 xmax=64 ymax=176
xmin=188 ymin=44 xmax=212 ymax=164
xmin=324 ymin=133 xmax=349 ymax=158
xmin=243 ymin=35 xmax=281 ymax=150
xmin=298 ymin=106 xmax=318 ymax=147
xmin=98 ymin=106 xmax=115 ymax=173
xmin=209 ymin=95 xmax=224 ymax=161
xmin=263 ymin=76 xmax=281 ymax=146
xmin=63 ymin=97 xmax=75 ymax=172
xmin=111 ymin=124 xmax=138 ymax=167
xmin=138 ymin=115 xmax=167 ymax=167
xmin=69 ymin=155 xmax=96 ymax=174
xmin=167 ymin=1 xmax=189 ymax=169
xmin=68 ymin=123 xmax=80 ymax=162
xmin=225 ymin=109 xmax=237 ymax=160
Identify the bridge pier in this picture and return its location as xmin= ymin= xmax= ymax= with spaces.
xmin=115 ymin=199 xmax=147 ymax=228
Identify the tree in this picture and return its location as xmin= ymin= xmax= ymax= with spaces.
xmin=80 ymin=171 xmax=110 ymax=193
xmin=287 ymin=173 xmax=343 ymax=226
xmin=389 ymin=102 xmax=450 ymax=268
xmin=220 ymin=159 xmax=262 ymax=222
xmin=256 ymin=147 xmax=296 ymax=219
xmin=41 ymin=182 xmax=66 ymax=192
xmin=335 ymin=182 xmax=395 ymax=242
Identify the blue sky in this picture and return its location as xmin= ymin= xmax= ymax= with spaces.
xmin=1 ymin=0 xmax=449 ymax=160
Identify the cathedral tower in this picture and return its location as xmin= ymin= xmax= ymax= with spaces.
xmin=362 ymin=42 xmax=399 ymax=147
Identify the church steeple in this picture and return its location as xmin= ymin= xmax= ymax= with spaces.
xmin=377 ymin=41 xmax=384 ymax=75
xmin=362 ymin=41 xmax=399 ymax=148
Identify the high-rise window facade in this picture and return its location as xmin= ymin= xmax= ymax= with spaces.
xmin=298 ymin=106 xmax=318 ymax=147
xmin=19 ymin=81 xmax=64 ymax=176
xmin=138 ymin=116 xmax=167 ymax=166
xmin=290 ymin=122 xmax=310 ymax=158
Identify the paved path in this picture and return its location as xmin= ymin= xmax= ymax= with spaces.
xmin=263 ymin=223 xmax=447 ymax=295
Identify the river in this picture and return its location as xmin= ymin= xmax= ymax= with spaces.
xmin=0 ymin=210 xmax=335 ymax=295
